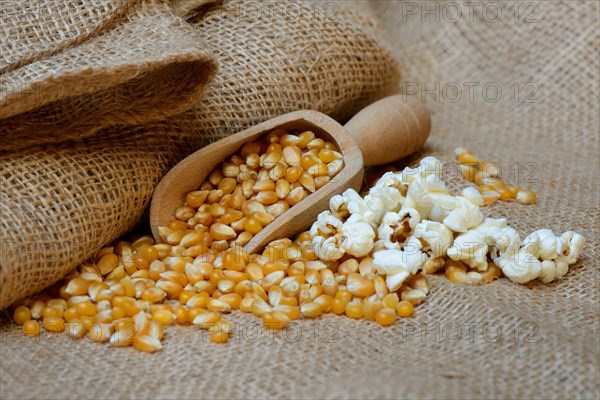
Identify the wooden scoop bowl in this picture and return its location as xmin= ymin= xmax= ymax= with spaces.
xmin=150 ymin=95 xmax=431 ymax=254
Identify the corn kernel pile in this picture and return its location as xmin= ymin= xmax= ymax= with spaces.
xmin=11 ymin=144 xmax=585 ymax=353
xmin=455 ymin=147 xmax=537 ymax=206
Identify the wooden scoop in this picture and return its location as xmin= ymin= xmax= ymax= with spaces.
xmin=150 ymin=95 xmax=431 ymax=253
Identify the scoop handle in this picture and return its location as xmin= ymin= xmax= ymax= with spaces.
xmin=343 ymin=95 xmax=431 ymax=166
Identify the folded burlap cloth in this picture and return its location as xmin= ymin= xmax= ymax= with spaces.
xmin=1 ymin=1 xmax=598 ymax=400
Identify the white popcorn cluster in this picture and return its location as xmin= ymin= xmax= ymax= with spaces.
xmin=309 ymin=157 xmax=585 ymax=290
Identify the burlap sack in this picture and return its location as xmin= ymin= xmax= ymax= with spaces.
xmin=0 ymin=0 xmax=220 ymax=150
xmin=0 ymin=0 xmax=400 ymax=307
xmin=1 ymin=1 xmax=598 ymax=400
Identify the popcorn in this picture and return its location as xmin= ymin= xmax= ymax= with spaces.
xmin=339 ymin=216 xmax=376 ymax=257
xmin=372 ymin=237 xmax=425 ymax=291
xmin=447 ymin=230 xmax=489 ymax=271
xmin=412 ymin=220 xmax=453 ymax=258
xmin=522 ymin=229 xmax=565 ymax=260
xmin=312 ymin=235 xmax=344 ymax=261
xmin=309 ymin=211 xmax=342 ymax=237
xmin=495 ymin=250 xmax=542 ymax=284
xmin=538 ymin=258 xmax=569 ymax=283
xmin=311 ymin=156 xmax=585 ymax=291
xmin=377 ymin=208 xmax=421 ymax=250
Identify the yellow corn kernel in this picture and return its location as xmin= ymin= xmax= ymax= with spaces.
xmin=445 ymin=263 xmax=469 ymax=284
xmin=219 ymin=178 xmax=237 ymax=196
xmin=307 ymin=138 xmax=325 ymax=150
xmin=241 ymin=142 xmax=262 ymax=157
xmin=396 ymin=300 xmax=414 ymax=318
xmin=460 ymin=165 xmax=478 ymax=182
xmin=43 ymin=317 xmax=65 ymax=333
xmin=219 ymin=293 xmax=242 ymax=309
xmin=458 ymin=153 xmax=479 ymax=165
xmin=141 ymin=287 xmax=167 ymax=303
xmin=207 ymin=299 xmax=231 ymax=313
xmin=246 ymin=262 xmax=264 ymax=282
xmin=156 ymin=279 xmax=184 ymax=298
xmin=313 ymin=294 xmax=334 ymax=313
xmin=382 ymin=293 xmax=400 ymax=310
xmin=335 ymin=289 xmax=353 ymax=303
xmin=268 ymin=163 xmax=286 ymax=182
xmin=210 ymin=223 xmax=236 ymax=240
xmin=363 ymin=299 xmax=384 ymax=320
xmin=482 ymin=262 xmax=503 ymax=283
xmin=263 ymin=311 xmax=290 ymax=330
xmin=137 ymin=245 xmax=159 ymax=263
xmin=375 ymin=308 xmax=396 ymax=327
xmin=76 ymin=301 xmax=97 ymax=317
xmin=65 ymin=320 xmax=86 ymax=339
xmin=300 ymin=302 xmax=322 ymax=318
xmin=173 ymin=305 xmax=188 ymax=325
xmin=209 ymin=327 xmax=229 ymax=344
xmin=481 ymin=190 xmax=501 ymax=206
xmin=134 ymin=335 xmax=163 ymax=353
xmin=243 ymin=217 xmax=262 ymax=235
xmin=29 ymin=300 xmax=45 ymax=320
xmin=86 ymin=323 xmax=111 ymax=343
xmin=222 ymin=251 xmax=247 ymax=272
xmin=22 ymin=320 xmax=40 ymax=337
xmin=186 ymin=190 xmax=209 ymax=208
xmin=317 ymin=149 xmax=336 ymax=163
xmin=64 ymin=277 xmax=90 ymax=297
xmin=297 ymin=131 xmax=315 ymax=148
xmin=516 ymin=189 xmax=537 ymax=205
xmin=63 ymin=306 xmax=79 ymax=322
xmin=262 ymin=271 xmax=285 ymax=291
xmin=282 ymin=145 xmax=302 ymax=165
xmin=175 ymin=205 xmax=196 ymax=222
xmin=346 ymin=273 xmax=375 ymax=298
xmin=13 ymin=305 xmax=31 ymax=325
xmin=240 ymin=298 xmax=254 ymax=313
xmin=255 ymin=191 xmax=279 ymax=205
xmin=298 ymin=172 xmax=316 ymax=193
xmin=97 ymin=253 xmax=119 ymax=276
xmin=345 ymin=300 xmax=364 ymax=319
xmin=331 ymin=297 xmax=347 ymax=315
xmin=152 ymin=310 xmax=175 ymax=325
xmin=187 ymin=307 xmax=206 ymax=324
xmin=251 ymin=299 xmax=273 ymax=317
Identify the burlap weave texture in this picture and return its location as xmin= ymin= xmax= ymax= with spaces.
xmin=0 ymin=1 xmax=598 ymax=399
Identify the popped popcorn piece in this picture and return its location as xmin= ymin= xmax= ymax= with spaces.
xmin=447 ymin=230 xmax=489 ymax=271
xmin=495 ymin=249 xmax=542 ymax=284
xmin=522 ymin=229 xmax=565 ymax=260
xmin=339 ymin=216 xmax=376 ymax=257
xmin=309 ymin=211 xmax=342 ymax=237
xmin=560 ymin=231 xmax=585 ymax=264
xmin=372 ymin=237 xmax=425 ymax=291
xmin=312 ymin=235 xmax=344 ymax=261
xmin=377 ymin=208 xmax=421 ymax=250
xmin=440 ymin=196 xmax=484 ymax=233
xmin=363 ymin=186 xmax=404 ymax=226
xmin=462 ymin=186 xmax=484 ymax=207
xmin=474 ymin=218 xmax=521 ymax=258
xmin=538 ymin=258 xmax=569 ymax=283
xmin=412 ymin=220 xmax=453 ymax=258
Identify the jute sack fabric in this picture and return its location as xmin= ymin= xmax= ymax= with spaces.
xmin=1 ymin=1 xmax=598 ymax=400
xmin=0 ymin=1 xmax=400 ymax=307
xmin=0 ymin=0 xmax=219 ymax=150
